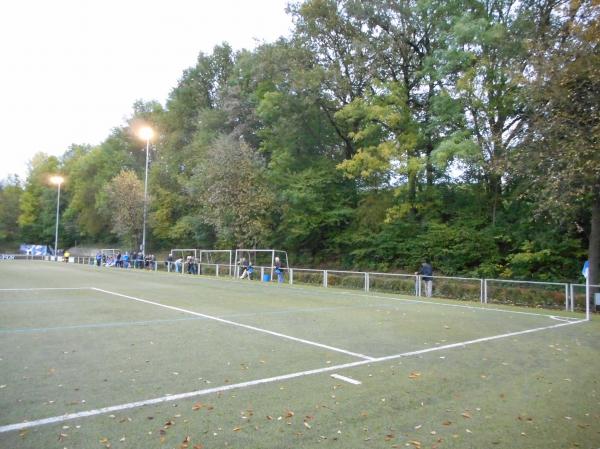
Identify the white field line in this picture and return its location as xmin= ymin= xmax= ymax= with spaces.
xmin=0 ymin=287 xmax=90 ymax=291
xmin=91 ymin=288 xmax=374 ymax=361
xmin=549 ymin=315 xmax=580 ymax=322
xmin=0 ymin=318 xmax=585 ymax=434
xmin=331 ymin=373 xmax=362 ymax=385
xmin=337 ymin=290 xmax=572 ymax=320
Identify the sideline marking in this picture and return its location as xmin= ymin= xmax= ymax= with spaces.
xmin=92 ymin=287 xmax=374 ymax=361
xmin=549 ymin=315 xmax=579 ymax=322
xmin=331 ymin=373 xmax=362 ymax=385
xmin=0 ymin=287 xmax=90 ymax=291
xmin=0 ymin=317 xmax=204 ymax=334
xmin=0 ymin=318 xmax=584 ymax=434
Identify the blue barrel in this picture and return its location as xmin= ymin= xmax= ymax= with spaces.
xmin=263 ymin=274 xmax=271 ymax=282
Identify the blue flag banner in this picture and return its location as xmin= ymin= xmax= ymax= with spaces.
xmin=19 ymin=244 xmax=51 ymax=256
xmin=582 ymin=260 xmax=589 ymax=279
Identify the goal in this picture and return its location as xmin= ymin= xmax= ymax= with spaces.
xmin=234 ymin=249 xmax=289 ymax=281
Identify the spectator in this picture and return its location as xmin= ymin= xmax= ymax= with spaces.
xmin=95 ymin=252 xmax=102 ymax=267
xmin=416 ymin=260 xmax=433 ymax=297
xmin=239 ymin=257 xmax=253 ymax=280
xmin=274 ymin=256 xmax=284 ymax=283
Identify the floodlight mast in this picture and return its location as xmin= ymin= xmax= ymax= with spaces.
xmin=138 ymin=126 xmax=154 ymax=257
xmin=50 ymin=176 xmax=64 ymax=261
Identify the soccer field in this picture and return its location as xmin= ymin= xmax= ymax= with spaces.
xmin=1 ymin=261 xmax=599 ymax=449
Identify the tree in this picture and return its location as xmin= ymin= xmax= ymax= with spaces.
xmin=103 ymin=170 xmax=145 ymax=248
xmin=190 ymin=134 xmax=274 ymax=247
xmin=18 ymin=153 xmax=62 ymax=245
xmin=519 ymin=1 xmax=600 ymax=285
xmin=430 ymin=0 xmax=543 ymax=224
xmin=0 ymin=176 xmax=22 ymax=247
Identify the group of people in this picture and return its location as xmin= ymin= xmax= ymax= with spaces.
xmin=238 ymin=256 xmax=285 ymax=283
xmin=95 ymin=251 xmax=157 ymax=269
xmin=165 ymin=254 xmax=199 ymax=274
xmin=91 ymin=250 xmax=429 ymax=294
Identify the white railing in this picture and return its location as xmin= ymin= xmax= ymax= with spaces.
xmin=3 ymin=253 xmax=597 ymax=313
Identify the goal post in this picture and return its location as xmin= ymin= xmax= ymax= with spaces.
xmin=169 ymin=248 xmax=198 ymax=274
xmin=99 ymin=249 xmax=121 ymax=266
xmin=234 ymin=249 xmax=289 ymax=281
xmin=198 ymin=250 xmax=233 ymax=276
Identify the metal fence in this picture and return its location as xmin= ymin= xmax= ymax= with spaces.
xmin=3 ymin=254 xmax=598 ymax=314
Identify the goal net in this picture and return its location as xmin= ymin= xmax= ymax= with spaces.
xmin=234 ymin=249 xmax=289 ymax=281
xmin=198 ymin=250 xmax=233 ymax=276
xmin=170 ymin=248 xmax=198 ymax=274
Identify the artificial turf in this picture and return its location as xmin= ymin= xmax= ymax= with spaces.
xmin=0 ymin=260 xmax=599 ymax=449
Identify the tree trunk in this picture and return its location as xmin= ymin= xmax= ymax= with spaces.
xmin=589 ymin=193 xmax=600 ymax=286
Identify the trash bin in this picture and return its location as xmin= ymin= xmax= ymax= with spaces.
xmin=263 ymin=274 xmax=271 ymax=282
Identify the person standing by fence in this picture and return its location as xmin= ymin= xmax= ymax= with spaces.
xmin=274 ymin=256 xmax=284 ymax=283
xmin=416 ymin=260 xmax=433 ymax=297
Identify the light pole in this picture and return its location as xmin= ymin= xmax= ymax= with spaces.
xmin=138 ymin=126 xmax=154 ymax=257
xmin=50 ymin=176 xmax=64 ymax=261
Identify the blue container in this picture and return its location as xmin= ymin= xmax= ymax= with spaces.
xmin=263 ymin=274 xmax=271 ymax=282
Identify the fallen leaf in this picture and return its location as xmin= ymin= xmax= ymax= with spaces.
xmin=285 ymin=410 xmax=295 ymax=418
xmin=58 ymin=433 xmax=68 ymax=441
xmin=180 ymin=435 xmax=191 ymax=448
xmin=233 ymin=427 xmax=241 ymax=432
xmin=192 ymin=402 xmax=203 ymax=411
xmin=409 ymin=372 xmax=422 ymax=379
xmin=266 ymin=415 xmax=273 ymax=420
xmin=384 ymin=434 xmax=394 ymax=441
xmin=164 ymin=420 xmax=174 ymax=427
xmin=442 ymin=421 xmax=452 ymax=426
xmin=408 ymin=440 xmax=422 ymax=448
xmin=304 ymin=422 xmax=311 ymax=429
xmin=461 ymin=412 xmax=472 ymax=419
xmin=193 ymin=445 xmax=204 ymax=449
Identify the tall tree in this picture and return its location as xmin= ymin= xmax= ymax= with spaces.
xmin=18 ymin=153 xmax=62 ymax=245
xmin=519 ymin=0 xmax=600 ymax=285
xmin=103 ymin=170 xmax=145 ymax=249
xmin=433 ymin=0 xmax=547 ymax=223
xmin=189 ymin=134 xmax=274 ymax=247
xmin=0 ymin=176 xmax=22 ymax=247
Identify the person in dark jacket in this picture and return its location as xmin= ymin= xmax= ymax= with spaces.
xmin=416 ymin=261 xmax=433 ymax=297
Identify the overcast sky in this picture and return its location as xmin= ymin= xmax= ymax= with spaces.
xmin=0 ymin=0 xmax=293 ymax=181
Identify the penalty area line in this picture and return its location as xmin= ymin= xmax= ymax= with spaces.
xmin=0 ymin=318 xmax=585 ymax=434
